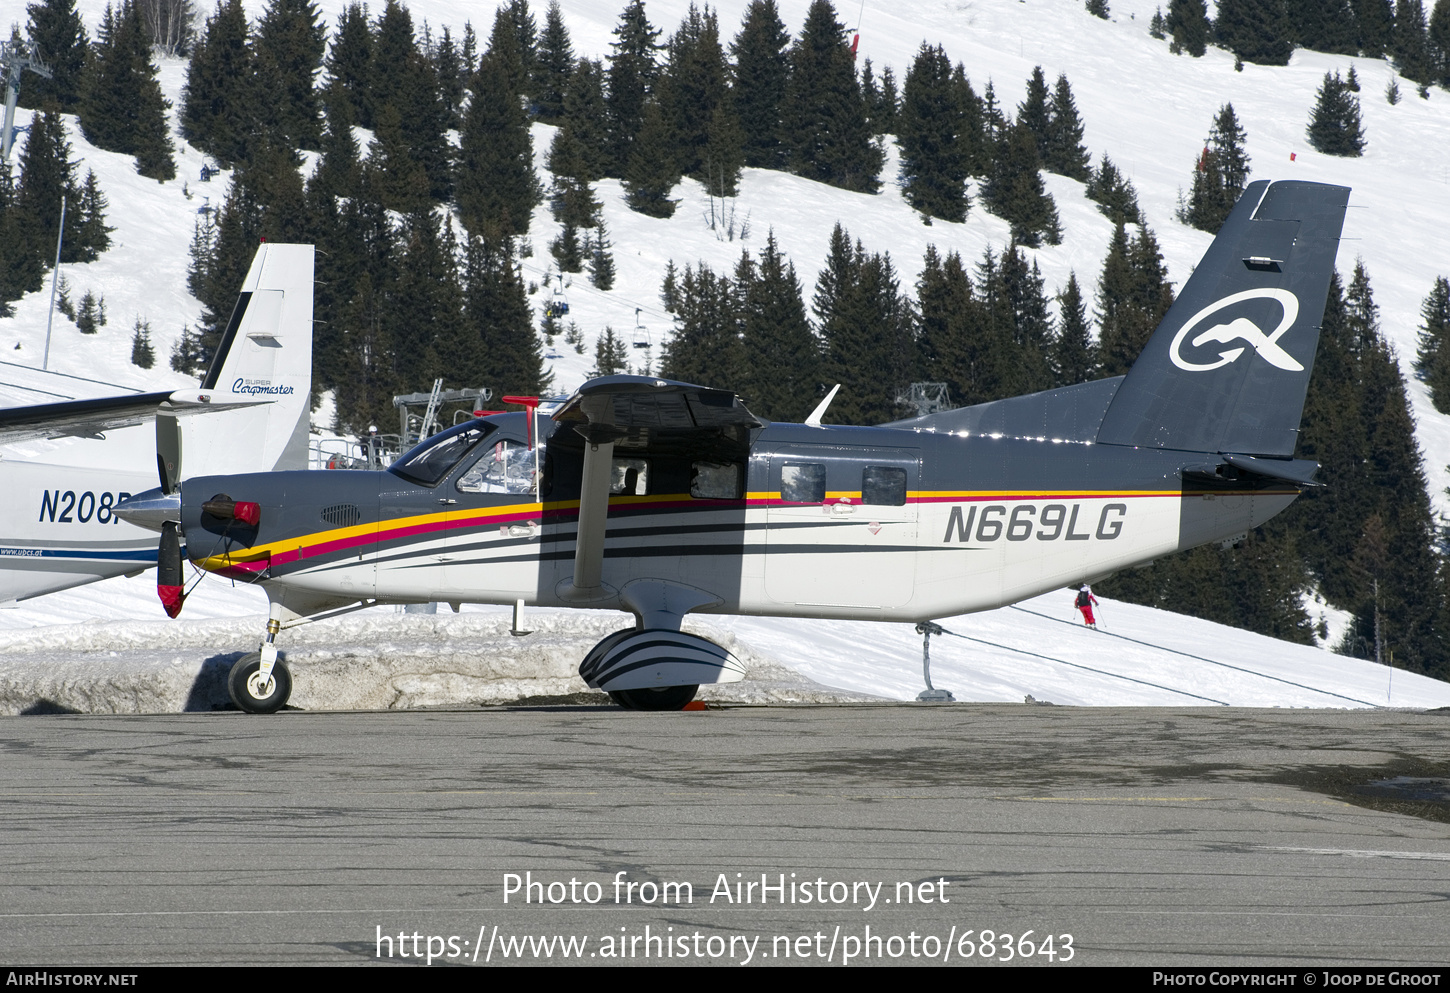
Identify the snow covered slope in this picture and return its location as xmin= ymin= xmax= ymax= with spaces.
xmin=2 ymin=0 xmax=1449 ymax=707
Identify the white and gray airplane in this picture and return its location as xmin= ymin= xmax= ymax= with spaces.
xmin=0 ymin=242 xmax=314 ymax=604
xmin=123 ymin=181 xmax=1349 ymax=714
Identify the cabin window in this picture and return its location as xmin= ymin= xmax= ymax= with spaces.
xmin=456 ymin=440 xmax=535 ymax=494
xmin=780 ymin=462 xmax=826 ymax=503
xmin=611 ymin=459 xmax=649 ymax=495
xmin=691 ymin=462 xmax=741 ymax=499
xmin=862 ymin=466 xmax=908 ymax=506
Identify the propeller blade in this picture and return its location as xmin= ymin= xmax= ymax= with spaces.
xmin=157 ymin=521 xmax=186 ymax=618
xmin=156 ymin=406 xmax=182 ymax=495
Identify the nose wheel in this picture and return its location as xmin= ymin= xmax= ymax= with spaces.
xmin=228 ymin=652 xmax=293 ymax=713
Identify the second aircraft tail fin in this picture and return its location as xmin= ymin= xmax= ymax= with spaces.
xmin=181 ymin=243 xmax=315 ymax=478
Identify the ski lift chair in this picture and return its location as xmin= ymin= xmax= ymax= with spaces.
xmin=632 ymin=307 xmax=650 ymax=349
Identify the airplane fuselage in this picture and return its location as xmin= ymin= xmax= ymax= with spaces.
xmin=182 ymin=414 xmax=1295 ymax=624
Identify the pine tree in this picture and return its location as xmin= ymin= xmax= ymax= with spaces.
xmin=982 ymin=123 xmax=1062 ymax=247
xmin=659 ymin=3 xmax=736 ymax=184
xmin=997 ymin=244 xmax=1057 ymax=395
xmin=731 ymin=0 xmax=792 ymax=169
xmin=897 ymin=43 xmax=970 ymax=223
xmin=13 ymin=111 xmax=77 ymax=281
xmin=252 ymin=0 xmax=326 ymax=151
xmin=1167 ymin=0 xmax=1212 ymax=55
xmin=462 ymin=232 xmax=550 ymax=401
xmin=702 ymin=101 xmax=746 ymax=199
xmin=546 ymin=127 xmax=601 ymax=228
xmin=181 ymin=0 xmax=256 ymax=166
xmin=130 ymin=317 xmax=155 ymax=368
xmin=560 ymin=59 xmax=611 ymax=182
xmin=1151 ymin=7 xmax=1168 ymax=40
xmin=1052 ymin=273 xmax=1096 ymax=385
xmin=80 ymin=1 xmax=177 ymax=180
xmin=21 ymin=0 xmax=88 ymax=111
xmin=1415 ymin=276 xmax=1450 ymax=412
xmin=660 ymin=261 xmax=745 ymax=387
xmin=1430 ymin=0 xmax=1450 ymax=87
xmin=375 ymin=1 xmax=452 ymax=202
xmin=813 ymin=226 xmax=916 ymax=423
xmin=1084 ymin=154 xmax=1143 ymax=225
xmin=365 ymin=102 xmax=431 ymax=215
xmin=623 ymin=100 xmax=681 ymax=218
xmin=1215 ymin=0 xmax=1296 ymax=65
xmin=1016 ymin=66 xmax=1052 ymax=151
xmin=780 ymin=0 xmax=884 ymax=194
xmin=915 ymin=244 xmax=981 ymax=407
xmin=588 ymin=219 xmax=616 ymax=290
xmin=76 ymin=290 xmax=102 ymax=334
xmin=588 ymin=326 xmax=630 ymax=378
xmin=533 ymin=0 xmax=574 ymax=122
xmin=739 ymin=232 xmax=818 ymax=421
xmin=457 ymin=53 xmax=542 ymax=237
xmin=1096 ymin=223 xmax=1174 ymax=375
xmin=1355 ymin=0 xmax=1395 ymax=57
xmin=310 ymin=81 xmax=363 ymax=202
xmin=1086 ymin=0 xmax=1110 ymax=18
xmin=1335 ymin=262 xmax=1445 ymax=676
xmin=325 ymin=2 xmax=373 ymax=127
xmin=1288 ymin=0 xmax=1360 ymax=54
xmin=1395 ymin=0 xmax=1436 ymax=87
xmin=388 ymin=208 xmax=464 ymax=392
xmin=1306 ymin=70 xmax=1366 ymax=156
xmin=434 ymin=26 xmax=467 ymax=130
xmin=1184 ymin=104 xmax=1251 ymax=232
xmin=605 ymin=0 xmax=663 ymax=178
xmin=1043 ymin=73 xmax=1091 ymax=180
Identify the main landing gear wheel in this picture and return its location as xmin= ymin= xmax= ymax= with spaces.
xmin=608 ymin=685 xmax=699 ymax=711
xmin=228 ymin=652 xmax=292 ymax=714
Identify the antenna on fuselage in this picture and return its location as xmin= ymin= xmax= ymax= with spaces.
xmin=804 ymin=384 xmax=840 ymax=427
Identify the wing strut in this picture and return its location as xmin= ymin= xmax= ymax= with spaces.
xmin=566 ymin=394 xmax=625 ymax=599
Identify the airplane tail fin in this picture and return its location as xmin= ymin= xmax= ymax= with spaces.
xmin=1095 ymin=180 xmax=1350 ymax=458
xmin=181 ymin=243 xmax=315 ymax=478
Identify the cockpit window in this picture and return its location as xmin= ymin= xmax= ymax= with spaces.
xmin=389 ymin=422 xmax=495 ymax=486
xmin=457 ymin=440 xmax=536 ymax=494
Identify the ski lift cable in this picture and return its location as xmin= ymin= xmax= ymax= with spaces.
xmin=516 ymin=257 xmax=674 ymax=326
xmin=931 ymin=625 xmax=1231 ymax=706
xmin=1007 ymin=605 xmax=1380 ymax=707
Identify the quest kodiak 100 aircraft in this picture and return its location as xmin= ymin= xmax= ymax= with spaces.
xmin=115 ymin=180 xmax=1349 ymax=714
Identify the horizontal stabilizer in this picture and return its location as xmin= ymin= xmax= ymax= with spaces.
xmin=1096 ymin=180 xmax=1350 ymax=457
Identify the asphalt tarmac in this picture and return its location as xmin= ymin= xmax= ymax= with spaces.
xmin=1 ymin=704 xmax=1448 ymax=967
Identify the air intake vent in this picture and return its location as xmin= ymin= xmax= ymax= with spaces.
xmin=320 ymin=504 xmax=360 ymax=528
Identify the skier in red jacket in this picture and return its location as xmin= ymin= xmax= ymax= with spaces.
xmin=1074 ymin=583 xmax=1099 ymax=629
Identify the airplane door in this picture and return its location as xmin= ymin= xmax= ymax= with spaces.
xmin=438 ymin=438 xmax=543 ymax=602
xmin=764 ymin=445 xmax=919 ymax=609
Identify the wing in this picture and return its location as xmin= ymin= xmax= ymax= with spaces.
xmin=550 ymin=375 xmax=761 ymax=599
xmin=0 ymin=390 xmax=269 ymax=447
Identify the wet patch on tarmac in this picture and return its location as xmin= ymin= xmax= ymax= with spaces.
xmin=1267 ymin=759 xmax=1450 ymax=824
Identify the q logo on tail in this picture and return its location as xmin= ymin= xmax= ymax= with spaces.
xmin=1169 ymin=288 xmax=1302 ymax=373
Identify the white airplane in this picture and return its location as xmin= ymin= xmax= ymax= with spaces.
xmin=0 ymin=242 xmax=314 ymax=605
